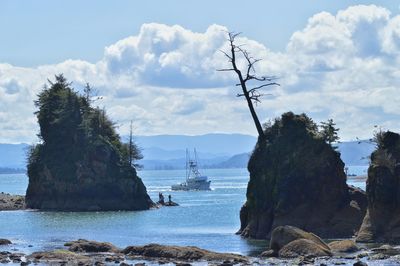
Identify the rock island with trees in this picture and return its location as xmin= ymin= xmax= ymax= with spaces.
xmin=25 ymin=75 xmax=153 ymax=211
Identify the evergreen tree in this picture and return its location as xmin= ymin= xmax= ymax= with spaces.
xmin=29 ymin=74 xmax=143 ymax=173
xmin=320 ymin=119 xmax=340 ymax=147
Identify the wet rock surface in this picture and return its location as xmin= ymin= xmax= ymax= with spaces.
xmin=1 ymin=238 xmax=400 ymax=265
xmin=123 ymin=243 xmax=248 ymax=263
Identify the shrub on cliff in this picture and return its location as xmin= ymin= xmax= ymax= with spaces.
xmin=26 ymin=75 xmax=152 ymax=211
xmin=238 ymin=112 xmax=366 ymax=239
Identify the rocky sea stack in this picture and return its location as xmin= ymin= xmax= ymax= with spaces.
xmin=26 ymin=75 xmax=153 ymax=211
xmin=238 ymin=112 xmax=367 ymax=239
xmin=357 ymin=131 xmax=400 ymax=243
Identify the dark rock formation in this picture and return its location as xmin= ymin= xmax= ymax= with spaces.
xmin=64 ymin=239 xmax=120 ymax=253
xmin=163 ymin=201 xmax=179 ymax=206
xmin=25 ymin=75 xmax=153 ymax=211
xmin=353 ymin=261 xmax=368 ymax=266
xmin=357 ymin=131 xmax=400 ymax=243
xmin=122 ymin=243 xmax=248 ymax=263
xmin=238 ymin=112 xmax=367 ymax=239
xmin=0 ymin=239 xmax=11 ymax=245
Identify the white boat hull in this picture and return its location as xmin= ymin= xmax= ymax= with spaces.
xmin=171 ymin=149 xmax=212 ymax=191
xmin=171 ymin=180 xmax=211 ymax=191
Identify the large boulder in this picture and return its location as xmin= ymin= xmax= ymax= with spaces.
xmin=0 ymin=239 xmax=11 ymax=245
xmin=357 ymin=131 xmax=400 ymax=243
xmin=64 ymin=239 xmax=120 ymax=253
xmin=25 ymin=75 xmax=153 ymax=211
xmin=264 ymin=226 xmax=332 ymax=258
xmin=269 ymin=225 xmax=329 ymax=252
xmin=122 ymin=244 xmax=248 ymax=263
xmin=278 ymin=239 xmax=332 ymax=258
xmin=238 ymin=112 xmax=367 ymax=239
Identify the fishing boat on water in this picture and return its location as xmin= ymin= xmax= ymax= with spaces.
xmin=171 ymin=149 xmax=211 ymax=191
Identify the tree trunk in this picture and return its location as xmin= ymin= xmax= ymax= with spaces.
xmin=237 ymin=72 xmax=265 ymax=139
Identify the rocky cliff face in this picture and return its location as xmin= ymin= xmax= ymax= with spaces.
xmin=357 ymin=131 xmax=400 ymax=243
xmin=25 ymin=75 xmax=153 ymax=211
xmin=238 ymin=112 xmax=367 ymax=239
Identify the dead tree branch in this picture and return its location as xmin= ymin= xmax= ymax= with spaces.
xmin=217 ymin=32 xmax=280 ymax=139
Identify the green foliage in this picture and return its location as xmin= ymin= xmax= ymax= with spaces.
xmin=371 ymin=127 xmax=385 ymax=150
xmin=373 ymin=149 xmax=396 ymax=172
xmin=370 ymin=130 xmax=400 ymax=172
xmin=320 ymin=119 xmax=340 ymax=147
xmin=28 ymin=74 xmax=142 ymax=180
xmin=247 ymin=112 xmax=344 ymax=211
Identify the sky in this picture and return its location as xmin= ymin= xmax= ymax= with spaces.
xmin=1 ymin=1 xmax=400 ymax=143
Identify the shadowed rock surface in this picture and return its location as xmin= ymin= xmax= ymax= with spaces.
xmin=0 ymin=239 xmax=11 ymax=245
xmin=238 ymin=112 xmax=367 ymax=239
xmin=357 ymin=131 xmax=400 ymax=243
xmin=25 ymin=75 xmax=153 ymax=211
xmin=122 ymin=243 xmax=248 ymax=263
xmin=64 ymin=239 xmax=120 ymax=253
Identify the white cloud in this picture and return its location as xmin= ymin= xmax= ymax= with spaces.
xmin=102 ymin=23 xmax=233 ymax=88
xmin=2 ymin=5 xmax=400 ymax=143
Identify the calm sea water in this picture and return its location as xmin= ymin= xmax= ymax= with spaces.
xmin=0 ymin=166 xmax=367 ymax=256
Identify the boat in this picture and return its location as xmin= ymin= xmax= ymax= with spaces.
xmin=171 ymin=149 xmax=211 ymax=191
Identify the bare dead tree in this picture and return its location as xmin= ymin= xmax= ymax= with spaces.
xmin=218 ymin=32 xmax=279 ymax=139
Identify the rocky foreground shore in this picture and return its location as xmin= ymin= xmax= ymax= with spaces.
xmin=1 ymin=234 xmax=400 ymax=265
xmin=0 ymin=239 xmax=248 ymax=265
xmin=0 ymin=193 xmax=25 ymax=211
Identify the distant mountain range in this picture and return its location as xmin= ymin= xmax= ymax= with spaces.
xmin=135 ymin=134 xmax=257 ymax=157
xmin=0 ymin=134 xmax=376 ymax=172
xmin=0 ymin=143 xmax=29 ymax=169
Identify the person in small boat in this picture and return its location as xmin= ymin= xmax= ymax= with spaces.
xmin=158 ymin=192 xmax=165 ymax=204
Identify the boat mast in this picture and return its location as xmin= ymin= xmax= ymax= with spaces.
xmin=186 ymin=148 xmax=189 ymax=181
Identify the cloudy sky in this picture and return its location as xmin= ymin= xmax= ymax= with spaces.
xmin=1 ymin=1 xmax=400 ymax=143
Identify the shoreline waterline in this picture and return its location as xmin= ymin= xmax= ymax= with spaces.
xmin=0 ymin=167 xmax=367 ymax=258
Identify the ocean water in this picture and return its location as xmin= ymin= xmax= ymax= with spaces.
xmin=0 ymin=166 xmax=367 ymax=256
